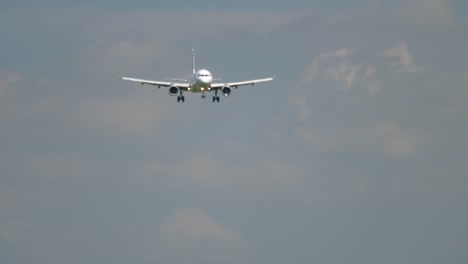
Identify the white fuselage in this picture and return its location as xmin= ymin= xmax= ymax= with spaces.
xmin=188 ymin=69 xmax=213 ymax=93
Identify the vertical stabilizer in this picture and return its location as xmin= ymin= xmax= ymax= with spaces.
xmin=192 ymin=48 xmax=196 ymax=74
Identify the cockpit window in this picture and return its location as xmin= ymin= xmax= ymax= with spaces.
xmin=197 ymin=73 xmax=211 ymax=77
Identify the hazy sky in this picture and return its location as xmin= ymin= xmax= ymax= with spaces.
xmin=1 ymin=1 xmax=467 ymax=264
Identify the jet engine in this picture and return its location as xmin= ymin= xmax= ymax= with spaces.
xmin=222 ymin=86 xmax=232 ymax=96
xmin=169 ymin=86 xmax=179 ymax=96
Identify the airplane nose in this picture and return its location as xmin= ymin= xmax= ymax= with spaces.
xmin=200 ymin=77 xmax=211 ymax=84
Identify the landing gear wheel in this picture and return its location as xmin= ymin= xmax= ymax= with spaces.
xmin=213 ymin=90 xmax=220 ymax=102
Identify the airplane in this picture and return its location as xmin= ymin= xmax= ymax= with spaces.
xmin=121 ymin=49 xmax=274 ymax=102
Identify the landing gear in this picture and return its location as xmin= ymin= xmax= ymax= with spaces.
xmin=201 ymin=93 xmax=206 ymax=99
xmin=177 ymin=91 xmax=185 ymax=102
xmin=212 ymin=89 xmax=220 ymax=102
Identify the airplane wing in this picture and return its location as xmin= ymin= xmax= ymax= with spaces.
xmin=122 ymin=77 xmax=190 ymax=89
xmin=164 ymin=78 xmax=188 ymax=82
xmin=211 ymin=77 xmax=274 ymax=89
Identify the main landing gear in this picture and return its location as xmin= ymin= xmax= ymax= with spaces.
xmin=177 ymin=91 xmax=221 ymax=102
xmin=177 ymin=90 xmax=185 ymax=102
xmin=212 ymin=90 xmax=220 ymax=102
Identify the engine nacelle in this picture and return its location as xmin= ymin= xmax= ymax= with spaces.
xmin=169 ymin=86 xmax=179 ymax=96
xmin=222 ymin=86 xmax=232 ymax=96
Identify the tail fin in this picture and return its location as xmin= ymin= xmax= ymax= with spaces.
xmin=192 ymin=48 xmax=196 ymax=74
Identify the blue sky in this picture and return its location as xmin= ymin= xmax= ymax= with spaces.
xmin=1 ymin=1 xmax=468 ymax=264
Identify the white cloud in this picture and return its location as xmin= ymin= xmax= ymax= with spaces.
xmin=301 ymin=48 xmax=355 ymax=86
xmin=361 ymin=0 xmax=457 ymax=32
xmin=161 ymin=208 xmax=239 ymax=244
xmin=301 ymin=48 xmax=381 ymax=92
xmin=155 ymin=208 xmax=247 ymax=264
xmin=296 ymin=121 xmax=418 ymax=158
xmin=76 ymin=40 xmax=179 ymax=76
xmin=293 ymin=48 xmax=382 ymax=122
xmin=383 ymin=41 xmax=423 ymax=73
xmin=71 ymin=93 xmax=176 ymax=139
xmin=301 ymin=41 xmax=422 ymax=95
xmin=289 ymin=94 xmax=315 ymax=122
xmin=140 ymin=149 xmax=306 ymax=194
xmin=0 ymin=69 xmax=20 ymax=100
xmin=75 ymin=9 xmax=300 ymax=46
xmin=24 ymin=153 xmax=87 ymax=181
xmin=293 ymin=41 xmax=427 ymax=123
xmin=365 ymin=66 xmax=380 ymax=93
xmin=326 ymin=62 xmax=360 ymax=90
xmin=301 ymin=58 xmax=320 ymax=85
xmin=398 ymin=0 xmax=456 ymax=30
